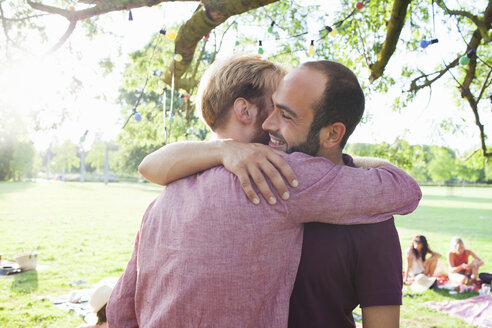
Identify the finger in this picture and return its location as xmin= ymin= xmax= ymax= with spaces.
xmin=237 ymin=172 xmax=260 ymax=205
xmin=258 ymin=160 xmax=290 ymax=200
xmin=248 ymin=165 xmax=277 ymax=205
xmin=267 ymin=153 xmax=298 ymax=188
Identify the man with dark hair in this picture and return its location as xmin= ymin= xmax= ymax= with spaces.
xmin=262 ymin=61 xmax=403 ymax=327
xmin=107 ymin=56 xmax=420 ymax=328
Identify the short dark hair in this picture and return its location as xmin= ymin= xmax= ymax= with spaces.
xmin=301 ymin=61 xmax=365 ymax=148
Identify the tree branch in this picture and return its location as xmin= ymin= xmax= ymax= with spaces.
xmin=409 ymin=58 xmax=459 ymax=93
xmin=460 ymin=0 xmax=492 ymax=158
xmin=477 ymin=68 xmax=492 ymax=101
xmin=191 ymin=37 xmax=207 ymax=82
xmin=27 ymin=0 xmax=197 ymax=22
xmin=435 ymin=0 xmax=491 ymax=42
xmin=0 ymin=1 xmax=30 ymax=54
xmin=46 ymin=20 xmax=77 ymax=54
xmin=162 ymin=0 xmax=277 ymax=91
xmin=408 ymin=0 xmax=491 ymax=157
xmin=369 ymin=0 xmax=412 ymax=83
xmin=0 ymin=13 xmax=49 ymax=22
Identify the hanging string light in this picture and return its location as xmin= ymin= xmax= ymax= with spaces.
xmin=80 ymin=130 xmax=88 ymax=143
xmin=308 ymin=40 xmax=315 ymax=55
xmin=459 ymin=49 xmax=476 ymax=66
xmin=159 ymin=28 xmax=176 ymax=40
xmin=133 ymin=108 xmax=142 ymax=121
xmin=123 ymin=29 xmax=165 ymax=129
xmin=230 ymin=2 xmax=366 ymax=53
xmin=420 ymin=38 xmax=438 ymax=48
xmin=174 ymin=53 xmax=183 ymax=62
xmin=258 ymin=40 xmax=264 ymax=55
xmin=321 ymin=26 xmax=337 ymax=38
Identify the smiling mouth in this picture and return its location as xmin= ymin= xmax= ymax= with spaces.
xmin=270 ymin=138 xmax=284 ymax=146
xmin=269 ymin=133 xmax=285 ymax=146
xmin=268 ymin=134 xmax=286 ymax=149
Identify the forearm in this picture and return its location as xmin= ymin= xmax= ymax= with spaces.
xmin=403 ymin=268 xmax=410 ymax=281
xmin=362 ymin=305 xmax=400 ymax=328
xmin=289 ymin=159 xmax=422 ymax=224
xmin=352 ymin=156 xmax=392 ymax=169
xmin=470 ymin=251 xmax=484 ymax=266
xmin=404 ymin=257 xmax=412 ymax=281
xmin=448 ymin=260 xmax=464 ymax=273
xmin=429 ymin=252 xmax=441 ymax=259
xmin=450 ymin=265 xmax=464 ymax=273
xmin=138 ymin=140 xmax=224 ymax=185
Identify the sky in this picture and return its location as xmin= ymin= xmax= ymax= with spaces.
xmin=3 ymin=0 xmax=490 ymax=156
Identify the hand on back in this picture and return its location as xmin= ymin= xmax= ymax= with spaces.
xmin=220 ymin=140 xmax=298 ymax=205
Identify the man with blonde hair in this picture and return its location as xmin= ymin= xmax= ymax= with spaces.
xmin=107 ymin=54 xmax=421 ymax=327
xmin=197 ymin=53 xmax=285 ymax=137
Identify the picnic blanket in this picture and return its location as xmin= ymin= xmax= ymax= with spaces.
xmin=49 ymin=288 xmax=98 ymax=324
xmin=425 ymin=295 xmax=492 ymax=328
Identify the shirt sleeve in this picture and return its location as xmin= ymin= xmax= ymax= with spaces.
xmin=285 ymin=154 xmax=422 ymax=225
xmin=107 ymin=200 xmax=156 ymax=328
xmin=107 ymin=232 xmax=140 ymax=328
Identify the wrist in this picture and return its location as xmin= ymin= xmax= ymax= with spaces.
xmin=216 ymin=139 xmax=232 ymax=165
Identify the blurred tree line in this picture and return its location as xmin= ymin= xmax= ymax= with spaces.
xmin=2 ymin=130 xmax=491 ymax=185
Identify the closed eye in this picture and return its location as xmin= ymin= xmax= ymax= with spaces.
xmin=274 ymin=105 xmax=292 ymax=120
xmin=280 ymin=112 xmax=292 ymax=120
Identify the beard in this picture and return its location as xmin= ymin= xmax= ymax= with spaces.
xmin=287 ymin=126 xmax=320 ymax=156
xmin=251 ymin=125 xmax=271 ymax=145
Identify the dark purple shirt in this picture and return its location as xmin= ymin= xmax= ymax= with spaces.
xmin=288 ymin=155 xmax=403 ymax=328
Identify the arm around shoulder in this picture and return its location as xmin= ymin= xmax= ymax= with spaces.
xmin=288 ymin=159 xmax=422 ymax=225
xmin=138 ymin=141 xmax=223 ymax=185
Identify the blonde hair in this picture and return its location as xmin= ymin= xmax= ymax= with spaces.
xmin=196 ymin=54 xmax=287 ymax=131
xmin=450 ymin=236 xmax=464 ymax=251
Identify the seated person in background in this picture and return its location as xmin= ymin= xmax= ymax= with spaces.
xmin=404 ymin=235 xmax=441 ymax=283
xmin=78 ymin=278 xmax=117 ymax=328
xmin=448 ymin=236 xmax=484 ymax=285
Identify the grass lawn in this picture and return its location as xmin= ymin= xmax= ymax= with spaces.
xmin=0 ymin=182 xmax=491 ymax=327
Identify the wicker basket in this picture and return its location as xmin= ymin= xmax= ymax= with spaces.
xmin=15 ymin=252 xmax=39 ymax=271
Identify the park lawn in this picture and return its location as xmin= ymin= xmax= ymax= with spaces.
xmin=0 ymin=182 xmax=491 ymax=327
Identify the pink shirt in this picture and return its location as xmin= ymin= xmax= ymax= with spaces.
xmin=107 ymin=153 xmax=421 ymax=328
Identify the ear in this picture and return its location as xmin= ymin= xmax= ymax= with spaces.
xmin=319 ymin=122 xmax=346 ymax=150
xmin=232 ymin=97 xmax=255 ymax=124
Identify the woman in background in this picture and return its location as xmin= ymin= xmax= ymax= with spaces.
xmin=448 ymin=236 xmax=484 ymax=285
xmin=404 ymin=235 xmax=441 ymax=283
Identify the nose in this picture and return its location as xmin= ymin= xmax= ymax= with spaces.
xmin=262 ymin=109 xmax=278 ymax=132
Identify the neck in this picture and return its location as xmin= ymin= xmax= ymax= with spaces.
xmin=318 ymin=148 xmax=344 ymax=165
xmin=215 ymin=121 xmax=251 ymax=143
